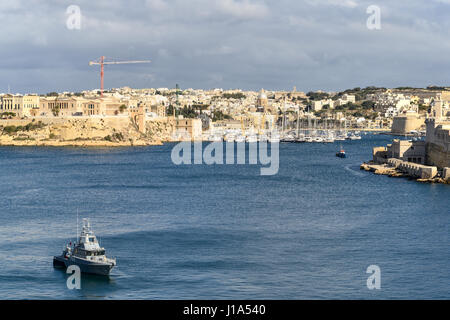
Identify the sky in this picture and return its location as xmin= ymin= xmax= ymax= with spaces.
xmin=1 ymin=0 xmax=450 ymax=94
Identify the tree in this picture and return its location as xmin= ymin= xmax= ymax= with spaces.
xmin=306 ymin=91 xmax=329 ymax=101
xmin=223 ymin=93 xmax=246 ymax=99
xmin=52 ymin=106 xmax=60 ymax=117
xmin=192 ymin=104 xmax=209 ymax=111
xmin=369 ymin=112 xmax=379 ymax=120
xmin=212 ymin=110 xmax=232 ymax=121
xmin=361 ymin=101 xmax=375 ymax=110
xmin=418 ymin=104 xmax=429 ymax=112
xmin=180 ymin=106 xmax=197 ymax=118
xmin=119 ymin=104 xmax=127 ymax=113
xmin=167 ymin=104 xmax=176 ymax=117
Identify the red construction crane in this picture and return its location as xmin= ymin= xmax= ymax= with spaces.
xmin=89 ymin=56 xmax=151 ymax=96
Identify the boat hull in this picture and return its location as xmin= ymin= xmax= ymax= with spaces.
xmin=68 ymin=257 xmax=114 ymax=276
xmin=53 ymin=255 xmax=114 ymax=276
xmin=53 ymin=255 xmax=68 ymax=268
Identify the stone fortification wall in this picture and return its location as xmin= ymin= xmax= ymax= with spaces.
xmin=387 ymin=158 xmax=438 ymax=179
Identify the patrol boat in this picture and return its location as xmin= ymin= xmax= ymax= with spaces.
xmin=53 ymin=218 xmax=116 ymax=276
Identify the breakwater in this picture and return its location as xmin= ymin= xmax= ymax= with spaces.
xmin=361 ymin=158 xmax=450 ymax=184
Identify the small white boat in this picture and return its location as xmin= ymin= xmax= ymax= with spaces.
xmin=209 ymin=134 xmax=223 ymax=142
xmin=314 ymin=137 xmax=324 ymax=143
xmin=224 ymin=134 xmax=236 ymax=142
xmin=348 ymin=134 xmax=361 ymax=140
xmin=259 ymin=134 xmax=269 ymax=142
xmin=269 ymin=137 xmax=280 ymax=143
xmin=281 ymin=134 xmax=295 ymax=143
xmin=246 ymin=135 xmax=258 ymax=143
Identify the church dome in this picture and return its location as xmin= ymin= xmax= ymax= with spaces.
xmin=258 ymin=89 xmax=267 ymax=100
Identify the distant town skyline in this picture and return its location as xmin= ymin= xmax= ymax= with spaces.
xmin=1 ymin=0 xmax=450 ymax=93
xmin=3 ymin=85 xmax=450 ymax=97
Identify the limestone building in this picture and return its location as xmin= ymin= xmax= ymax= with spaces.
xmin=256 ymin=89 xmax=269 ymax=112
xmin=425 ymin=118 xmax=450 ymax=168
xmin=174 ymin=118 xmax=202 ymax=140
xmin=0 ymin=94 xmax=41 ymax=117
xmin=391 ymin=112 xmax=425 ymax=134
xmin=256 ymin=89 xmax=277 ymax=115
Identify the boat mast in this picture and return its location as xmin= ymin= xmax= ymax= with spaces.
xmin=77 ymin=209 xmax=79 ymax=240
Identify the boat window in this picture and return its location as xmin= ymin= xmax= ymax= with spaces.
xmin=89 ymin=237 xmax=95 ymax=242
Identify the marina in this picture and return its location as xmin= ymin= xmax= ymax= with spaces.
xmin=202 ymin=129 xmax=363 ymax=144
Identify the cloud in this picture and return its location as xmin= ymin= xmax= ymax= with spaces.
xmin=194 ymin=45 xmax=238 ymax=56
xmin=305 ymin=0 xmax=358 ymax=8
xmin=215 ymin=0 xmax=269 ymax=19
xmin=145 ymin=0 xmax=168 ymax=11
xmin=1 ymin=0 xmax=450 ymax=93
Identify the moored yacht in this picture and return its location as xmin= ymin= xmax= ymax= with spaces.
xmin=224 ymin=134 xmax=236 ymax=142
xmin=313 ymin=136 xmax=324 ymax=143
xmin=208 ymin=134 xmax=223 ymax=142
xmin=347 ymin=133 xmax=361 ymax=140
xmin=235 ymin=135 xmax=246 ymax=143
xmin=258 ymin=134 xmax=269 ymax=142
xmin=246 ymin=134 xmax=258 ymax=143
xmin=269 ymin=133 xmax=280 ymax=143
xmin=295 ymin=134 xmax=305 ymax=143
xmin=281 ymin=134 xmax=295 ymax=143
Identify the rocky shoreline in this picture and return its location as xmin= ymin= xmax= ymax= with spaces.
xmin=0 ymin=117 xmax=177 ymax=148
xmin=360 ymin=162 xmax=450 ymax=184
